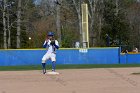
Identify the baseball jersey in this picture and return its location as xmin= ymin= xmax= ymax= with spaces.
xmin=43 ymin=40 xmax=59 ymax=53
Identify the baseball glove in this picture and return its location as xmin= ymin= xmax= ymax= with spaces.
xmin=50 ymin=40 xmax=55 ymax=45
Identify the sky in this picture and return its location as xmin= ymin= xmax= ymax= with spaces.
xmin=34 ymin=0 xmax=41 ymax=5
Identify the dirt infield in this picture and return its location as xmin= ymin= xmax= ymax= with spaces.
xmin=0 ymin=68 xmax=140 ymax=93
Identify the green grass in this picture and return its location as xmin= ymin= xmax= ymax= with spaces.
xmin=0 ymin=64 xmax=140 ymax=71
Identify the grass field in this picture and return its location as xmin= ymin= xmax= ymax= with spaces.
xmin=0 ymin=64 xmax=140 ymax=71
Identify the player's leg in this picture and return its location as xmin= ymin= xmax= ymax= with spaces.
xmin=51 ymin=54 xmax=56 ymax=72
xmin=42 ymin=60 xmax=46 ymax=74
xmin=52 ymin=61 xmax=56 ymax=72
xmin=42 ymin=53 xmax=49 ymax=74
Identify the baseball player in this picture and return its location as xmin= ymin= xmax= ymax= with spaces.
xmin=42 ymin=32 xmax=59 ymax=74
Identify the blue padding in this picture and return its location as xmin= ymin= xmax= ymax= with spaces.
xmin=0 ymin=50 xmax=45 ymax=66
xmin=120 ymin=53 xmax=140 ymax=64
xmin=0 ymin=48 xmax=120 ymax=66
xmin=126 ymin=54 xmax=140 ymax=64
xmin=120 ymin=54 xmax=127 ymax=64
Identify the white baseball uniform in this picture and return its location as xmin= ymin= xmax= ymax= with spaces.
xmin=42 ymin=39 xmax=59 ymax=63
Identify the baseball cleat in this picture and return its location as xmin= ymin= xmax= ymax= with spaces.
xmin=43 ymin=69 xmax=46 ymax=74
xmin=52 ymin=69 xmax=55 ymax=72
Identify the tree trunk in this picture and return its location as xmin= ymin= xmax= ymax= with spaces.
xmin=78 ymin=12 xmax=82 ymax=43
xmin=98 ymin=0 xmax=104 ymax=46
xmin=7 ymin=9 xmax=11 ymax=48
xmin=115 ymin=0 xmax=119 ymax=16
xmin=88 ymin=0 xmax=98 ymax=46
xmin=17 ymin=0 xmax=21 ymax=48
xmin=98 ymin=15 xmax=102 ymax=44
xmin=56 ymin=3 xmax=61 ymax=44
xmin=3 ymin=0 xmax=7 ymax=49
xmin=72 ymin=0 xmax=82 ymax=45
xmin=88 ymin=0 xmax=94 ymax=46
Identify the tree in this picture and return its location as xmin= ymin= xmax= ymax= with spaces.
xmin=1 ymin=0 xmax=139 ymax=49
xmin=126 ymin=0 xmax=140 ymax=49
xmin=101 ymin=0 xmax=131 ymax=48
xmin=72 ymin=0 xmax=82 ymax=43
xmin=0 ymin=0 xmax=16 ymax=49
xmin=16 ymin=0 xmax=21 ymax=48
xmin=2 ymin=0 xmax=7 ymax=49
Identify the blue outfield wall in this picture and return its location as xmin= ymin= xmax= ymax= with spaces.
xmin=57 ymin=48 xmax=119 ymax=64
xmin=0 ymin=50 xmax=45 ymax=66
xmin=0 ymin=48 xmax=120 ymax=66
xmin=120 ymin=53 xmax=140 ymax=64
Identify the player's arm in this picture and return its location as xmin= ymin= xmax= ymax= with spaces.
xmin=43 ymin=39 xmax=50 ymax=48
xmin=43 ymin=41 xmax=47 ymax=48
xmin=54 ymin=40 xmax=59 ymax=49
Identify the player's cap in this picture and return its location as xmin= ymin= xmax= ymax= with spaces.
xmin=48 ymin=32 xmax=54 ymax=36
